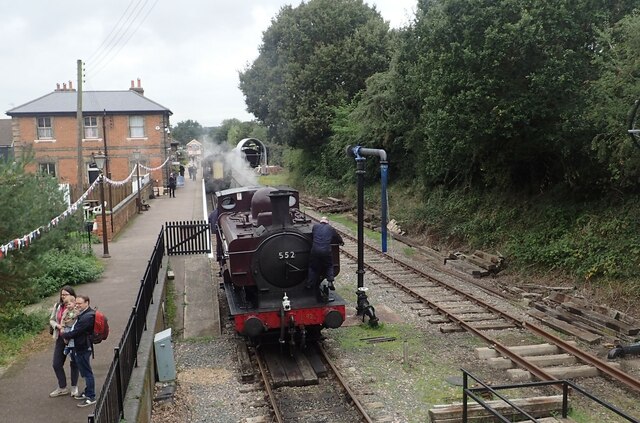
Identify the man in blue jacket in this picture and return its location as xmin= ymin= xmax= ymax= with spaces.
xmin=307 ymin=217 xmax=344 ymax=300
xmin=61 ymin=295 xmax=96 ymax=407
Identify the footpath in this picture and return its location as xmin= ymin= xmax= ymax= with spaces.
xmin=0 ymin=176 xmax=219 ymax=423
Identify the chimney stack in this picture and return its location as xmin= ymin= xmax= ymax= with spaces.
xmin=129 ymin=78 xmax=144 ymax=95
xmin=69 ymin=80 xmax=73 ymax=90
xmin=56 ymin=83 xmax=61 ymax=91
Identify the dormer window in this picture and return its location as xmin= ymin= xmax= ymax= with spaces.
xmin=37 ymin=117 xmax=53 ymax=139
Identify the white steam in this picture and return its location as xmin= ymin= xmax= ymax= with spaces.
xmin=201 ymin=139 xmax=258 ymax=187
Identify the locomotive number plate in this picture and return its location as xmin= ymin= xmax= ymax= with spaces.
xmin=278 ymin=251 xmax=295 ymax=259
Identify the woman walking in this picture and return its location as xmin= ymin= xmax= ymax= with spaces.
xmin=48 ymin=285 xmax=79 ymax=397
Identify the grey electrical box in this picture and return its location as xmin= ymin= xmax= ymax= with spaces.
xmin=154 ymin=328 xmax=176 ymax=382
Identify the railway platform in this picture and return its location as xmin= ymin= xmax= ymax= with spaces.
xmin=0 ymin=176 xmax=219 ymax=423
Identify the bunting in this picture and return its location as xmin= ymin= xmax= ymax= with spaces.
xmin=0 ymin=157 xmax=172 ymax=260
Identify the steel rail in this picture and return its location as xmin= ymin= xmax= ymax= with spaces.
xmin=304 ymin=210 xmax=640 ymax=394
xmin=317 ymin=344 xmax=375 ymax=423
xmin=525 ymin=322 xmax=640 ymax=393
xmin=338 ymin=246 xmax=560 ymax=387
xmin=255 ymin=348 xmax=285 ymax=423
xmin=337 ymin=234 xmax=524 ymax=328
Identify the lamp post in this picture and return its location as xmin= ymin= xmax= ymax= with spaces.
xmin=93 ymin=151 xmax=110 ymax=258
xmin=133 ymin=149 xmax=142 ymax=214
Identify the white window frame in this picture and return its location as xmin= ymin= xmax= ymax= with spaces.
xmin=37 ymin=117 xmax=53 ymax=139
xmin=84 ymin=116 xmax=99 ymax=139
xmin=39 ymin=162 xmax=56 ymax=177
xmin=129 ymin=116 xmax=145 ymax=138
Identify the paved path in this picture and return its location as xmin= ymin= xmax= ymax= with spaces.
xmin=0 ymin=177 xmax=216 ymax=423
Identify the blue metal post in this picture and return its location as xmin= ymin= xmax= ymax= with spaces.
xmin=380 ymin=160 xmax=388 ymax=252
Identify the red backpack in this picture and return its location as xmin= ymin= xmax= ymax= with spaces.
xmin=92 ymin=309 xmax=110 ymax=344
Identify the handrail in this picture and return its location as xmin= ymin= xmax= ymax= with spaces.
xmin=461 ymin=368 xmax=639 ymax=422
xmin=88 ymin=229 xmax=165 ymax=423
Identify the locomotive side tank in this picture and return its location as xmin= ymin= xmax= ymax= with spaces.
xmin=213 ymin=186 xmax=346 ymax=347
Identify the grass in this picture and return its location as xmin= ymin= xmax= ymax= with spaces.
xmin=258 ymin=171 xmax=290 ymax=187
xmin=165 ymin=279 xmax=177 ymax=331
xmin=0 ymin=309 xmax=49 ymax=367
xmin=328 ymin=323 xmax=463 ymax=421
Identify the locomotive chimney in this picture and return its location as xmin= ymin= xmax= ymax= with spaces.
xmin=269 ymin=190 xmax=293 ymax=228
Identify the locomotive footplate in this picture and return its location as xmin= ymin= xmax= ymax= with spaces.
xmin=223 ymin=280 xmax=347 ymax=336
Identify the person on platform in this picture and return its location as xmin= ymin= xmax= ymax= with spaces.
xmin=168 ymin=173 xmax=177 ymax=198
xmin=61 ymin=295 xmax=97 ymax=408
xmin=48 ymin=286 xmax=79 ymax=398
xmin=306 ymin=217 xmax=344 ymax=301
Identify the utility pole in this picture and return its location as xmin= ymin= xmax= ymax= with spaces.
xmin=102 ymin=110 xmax=114 ymax=233
xmin=76 ymin=59 xmax=83 ymax=201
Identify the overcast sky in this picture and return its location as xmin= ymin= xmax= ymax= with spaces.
xmin=1 ymin=0 xmax=416 ymax=128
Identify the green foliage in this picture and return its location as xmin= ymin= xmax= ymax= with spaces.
xmin=586 ymin=10 xmax=640 ymax=189
xmin=171 ymin=120 xmax=203 ymax=144
xmin=239 ymin=0 xmax=393 ymax=150
xmin=258 ymin=171 xmax=290 ymax=187
xmin=0 ymin=161 xmax=67 ymax=240
xmin=0 ymin=305 xmax=46 ymax=337
xmin=506 ymin=200 xmax=640 ymax=280
xmin=387 ymin=183 xmax=640 ymax=282
xmin=0 ymin=305 xmax=48 ymax=365
xmin=211 ymin=119 xmax=268 ymax=146
xmin=27 ymin=248 xmax=103 ymax=301
xmin=0 ymin=161 xmax=103 ymax=308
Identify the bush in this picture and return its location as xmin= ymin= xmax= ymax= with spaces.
xmin=0 ymin=305 xmax=46 ymax=337
xmin=27 ymin=248 xmax=103 ymax=301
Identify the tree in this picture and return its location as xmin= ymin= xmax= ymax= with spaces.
xmin=587 ymin=10 xmax=640 ymax=191
xmin=239 ymin=0 xmax=393 ymax=151
xmin=171 ymin=120 xmax=203 ymax=145
xmin=391 ymin=0 xmax=637 ymax=192
xmin=0 ymin=161 xmax=70 ymax=305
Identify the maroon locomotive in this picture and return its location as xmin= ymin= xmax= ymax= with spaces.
xmin=212 ymin=186 xmax=346 ymax=348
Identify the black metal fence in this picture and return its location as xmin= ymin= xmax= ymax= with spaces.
xmin=88 ymin=229 xmax=165 ymax=423
xmin=165 ymin=220 xmax=210 ymax=255
xmin=461 ymin=368 xmax=638 ymax=422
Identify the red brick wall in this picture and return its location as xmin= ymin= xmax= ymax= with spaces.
xmin=14 ymin=114 xmax=169 ymax=191
xmin=94 ymin=184 xmax=153 ymax=240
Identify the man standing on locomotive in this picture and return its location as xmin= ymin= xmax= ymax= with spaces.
xmin=306 ymin=217 xmax=344 ymax=301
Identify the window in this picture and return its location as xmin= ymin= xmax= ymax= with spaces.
xmin=129 ymin=116 xmax=145 ymax=138
xmin=84 ymin=116 xmax=99 ymax=139
xmin=39 ymin=162 xmax=56 ymax=177
xmin=37 ymin=117 xmax=53 ymax=139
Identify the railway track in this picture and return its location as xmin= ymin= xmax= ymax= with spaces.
xmin=300 ymin=209 xmax=640 ymax=399
xmin=244 ymin=341 xmax=376 ymax=423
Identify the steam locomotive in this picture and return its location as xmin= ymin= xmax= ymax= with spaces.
xmin=212 ymin=186 xmax=346 ymax=348
xmin=202 ymin=153 xmax=232 ymax=194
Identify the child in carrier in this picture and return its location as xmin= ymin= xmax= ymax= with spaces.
xmin=59 ymin=295 xmax=78 ymax=355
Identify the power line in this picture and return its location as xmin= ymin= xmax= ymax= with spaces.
xmin=85 ymin=0 xmax=159 ymax=82
xmin=85 ymin=0 xmax=139 ymax=64
xmin=90 ymin=0 xmax=151 ymax=71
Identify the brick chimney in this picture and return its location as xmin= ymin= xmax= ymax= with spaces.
xmin=129 ymin=78 xmax=144 ymax=95
xmin=55 ymin=82 xmax=76 ymax=92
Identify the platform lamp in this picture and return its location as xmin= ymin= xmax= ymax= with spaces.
xmin=133 ymin=149 xmax=142 ymax=214
xmin=92 ymin=150 xmax=110 ymax=258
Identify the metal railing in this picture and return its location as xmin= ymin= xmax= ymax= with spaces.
xmin=461 ymin=368 xmax=639 ymax=422
xmin=88 ymin=229 xmax=165 ymax=423
xmin=165 ymin=220 xmax=210 ymax=255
